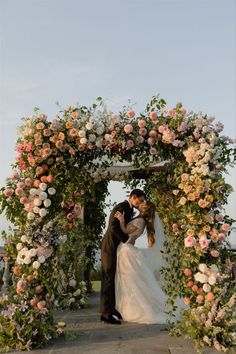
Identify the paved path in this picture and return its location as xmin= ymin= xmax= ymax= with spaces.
xmin=15 ymin=292 xmax=219 ymax=354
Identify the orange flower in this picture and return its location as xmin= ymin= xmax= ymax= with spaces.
xmin=50 ymin=135 xmax=58 ymax=143
xmin=36 ymin=122 xmax=45 ymax=130
xmin=69 ymin=128 xmax=78 ymax=137
xmin=66 ymin=121 xmax=74 ymax=129
xmin=56 ymin=140 xmax=64 ymax=149
xmin=198 ymin=199 xmax=207 ymax=208
xmin=58 ymin=132 xmax=65 ymax=140
xmin=205 ymin=195 xmax=213 ymax=203
xmin=70 ymin=111 xmax=80 ymax=119
xmin=187 ymin=229 xmax=195 ymax=237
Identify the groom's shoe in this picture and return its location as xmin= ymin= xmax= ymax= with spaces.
xmin=113 ymin=309 xmax=123 ymax=320
xmin=100 ymin=314 xmax=121 ymax=325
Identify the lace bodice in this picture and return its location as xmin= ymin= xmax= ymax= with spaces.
xmin=127 ymin=217 xmax=145 ymax=243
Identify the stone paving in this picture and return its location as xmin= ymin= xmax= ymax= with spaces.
xmin=19 ymin=291 xmax=222 ymax=354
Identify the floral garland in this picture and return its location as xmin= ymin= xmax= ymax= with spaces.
xmin=0 ymin=96 xmax=235 ymax=352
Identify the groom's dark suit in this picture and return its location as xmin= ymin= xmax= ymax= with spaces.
xmin=100 ymin=200 xmax=133 ymax=315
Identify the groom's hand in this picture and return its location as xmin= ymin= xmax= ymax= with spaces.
xmin=114 ymin=211 xmax=125 ymax=223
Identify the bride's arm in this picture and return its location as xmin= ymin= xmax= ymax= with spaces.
xmin=114 ymin=211 xmax=137 ymax=235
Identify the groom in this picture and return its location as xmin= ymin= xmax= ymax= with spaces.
xmin=100 ymin=189 xmax=146 ymax=324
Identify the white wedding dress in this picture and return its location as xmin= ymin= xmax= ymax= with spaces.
xmin=115 ymin=213 xmax=176 ymax=324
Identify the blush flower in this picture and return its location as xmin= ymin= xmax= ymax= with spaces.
xmin=124 ymin=124 xmax=133 ymax=134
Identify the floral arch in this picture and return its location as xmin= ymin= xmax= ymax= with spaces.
xmin=0 ymin=96 xmax=236 ymax=352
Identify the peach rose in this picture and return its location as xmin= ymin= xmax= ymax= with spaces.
xmin=35 ymin=285 xmax=43 ymax=294
xmin=179 ymin=197 xmax=187 ymax=205
xmin=196 ymin=294 xmax=204 ymax=303
xmin=124 ymin=124 xmax=133 ymax=134
xmin=183 ymin=297 xmax=190 ymax=305
xmin=186 ymin=280 xmax=194 ymax=287
xmin=70 ymin=111 xmax=80 ymax=119
xmin=37 ymin=300 xmax=46 ymax=310
xmin=15 ymin=187 xmax=23 ymax=196
xmin=149 ymin=147 xmax=157 ymax=155
xmin=210 ymin=250 xmax=219 ymax=257
xmin=149 ymin=111 xmax=158 ymax=121
xmin=139 ymin=128 xmax=147 ymax=136
xmin=3 ymin=189 xmax=14 ymax=197
xmin=183 ymin=268 xmax=192 ymax=276
xmin=127 ymin=110 xmax=135 ymax=118
xmin=191 ymin=284 xmax=198 ymax=292
xmin=205 ymin=292 xmax=214 ymax=302
xmin=138 ymin=119 xmax=146 ymax=128
xmin=149 ymin=130 xmax=157 ymax=137
xmin=127 ymin=140 xmax=134 ymax=149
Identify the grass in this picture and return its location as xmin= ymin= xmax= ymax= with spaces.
xmin=91 ymin=280 xmax=101 ymax=293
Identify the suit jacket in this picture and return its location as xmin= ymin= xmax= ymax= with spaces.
xmin=102 ymin=200 xmax=133 ymax=253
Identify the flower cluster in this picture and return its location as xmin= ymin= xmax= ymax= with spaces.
xmin=0 ymin=96 xmax=235 ymax=352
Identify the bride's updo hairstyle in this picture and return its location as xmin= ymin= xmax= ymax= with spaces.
xmin=139 ymin=201 xmax=156 ymax=247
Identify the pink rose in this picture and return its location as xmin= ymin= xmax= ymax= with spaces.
xmin=127 ymin=110 xmax=135 ymax=118
xmin=137 ymin=136 xmax=144 ymax=143
xmin=149 ymin=111 xmax=158 ymax=121
xmin=147 ymin=137 xmax=155 ymax=145
xmin=15 ymin=187 xmax=24 ymax=196
xmin=19 ymin=161 xmax=27 ymax=170
xmin=10 ymin=171 xmax=19 ymax=179
xmin=67 ymin=213 xmax=74 ymax=220
xmin=210 ymin=250 xmax=219 ymax=257
xmin=111 ymin=131 xmax=117 ymax=138
xmin=215 ymin=214 xmax=224 ymax=222
xmin=199 ymin=238 xmax=210 ymax=249
xmin=218 ymin=233 xmax=225 ymax=241
xmin=25 ymin=178 xmax=33 ymax=186
xmin=17 ymin=181 xmax=25 ymax=188
xmin=149 ymin=130 xmax=157 ymax=137
xmin=30 ymin=297 xmax=38 ymax=306
xmin=124 ymin=124 xmax=133 ymax=134
xmin=20 ymin=197 xmax=29 ymax=204
xmin=3 ymin=189 xmax=14 ymax=197
xmin=127 ymin=140 xmax=134 ymax=149
xmin=137 ymin=119 xmax=146 ymax=128
xmin=139 ymin=128 xmax=147 ymax=136
xmin=149 ymin=147 xmax=157 ymax=155
xmin=167 ymin=108 xmax=175 ymax=118
xmin=221 ymin=223 xmax=230 ymax=232
xmin=158 ymin=125 xmax=165 ymax=133
xmin=35 ymin=285 xmax=43 ymax=294
xmin=17 ymin=279 xmax=26 ymax=290
xmin=184 ymin=236 xmax=196 ymax=247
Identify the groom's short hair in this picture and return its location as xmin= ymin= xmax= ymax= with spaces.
xmin=130 ymin=189 xmax=146 ymax=199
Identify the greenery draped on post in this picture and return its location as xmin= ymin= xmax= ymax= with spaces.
xmin=0 ymin=96 xmax=235 ymax=353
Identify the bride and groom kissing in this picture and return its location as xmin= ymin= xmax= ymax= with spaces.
xmin=100 ymin=189 xmax=167 ymax=325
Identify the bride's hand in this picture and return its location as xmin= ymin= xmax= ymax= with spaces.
xmin=114 ymin=211 xmax=125 ymax=223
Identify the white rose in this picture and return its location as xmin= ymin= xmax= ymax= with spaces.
xmin=96 ymin=138 xmax=103 ymax=148
xmin=194 ymin=272 xmax=208 ymax=283
xmin=43 ymin=199 xmax=51 ymax=208
xmin=29 ymin=188 xmax=37 ymax=196
xmin=39 ymin=208 xmax=48 ymax=217
xmin=39 ymin=192 xmax=48 ymax=200
xmin=27 ymin=212 xmax=35 ymax=220
xmin=69 ymin=279 xmax=77 ymax=287
xmin=33 ymin=206 xmax=40 ymax=213
xmin=16 ymin=243 xmax=23 ymax=251
xmin=48 ymin=188 xmax=56 ymax=195
xmin=96 ymin=126 xmax=104 ymax=135
xmin=86 ymin=122 xmax=93 ymax=130
xmin=203 ymin=283 xmax=211 ymax=293
xmin=73 ymin=289 xmax=81 ymax=297
xmin=80 ymin=137 xmax=88 ymax=144
xmin=29 ymin=248 xmax=37 ymax=257
xmin=78 ymin=130 xmax=86 ymax=138
xmin=24 ymin=256 xmax=32 ymax=265
xmin=33 ymin=197 xmax=42 ymax=206
xmin=32 ymin=261 xmax=40 ymax=269
xmin=88 ymin=134 xmax=96 ymax=142
xmin=199 ymin=263 xmax=208 ymax=273
xmin=210 ymin=264 xmax=218 ymax=273
xmin=39 ymin=183 xmax=47 ymax=191
xmin=20 ymin=235 xmax=28 ymax=243
xmin=104 ymin=134 xmax=112 ymax=141
xmin=208 ymin=275 xmax=217 ymax=285
xmin=38 ymin=255 xmax=46 ymax=263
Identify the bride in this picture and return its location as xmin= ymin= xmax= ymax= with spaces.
xmin=114 ymin=201 xmax=169 ymax=324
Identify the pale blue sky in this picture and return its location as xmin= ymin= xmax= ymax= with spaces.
xmin=0 ymin=0 xmax=235 ymax=246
